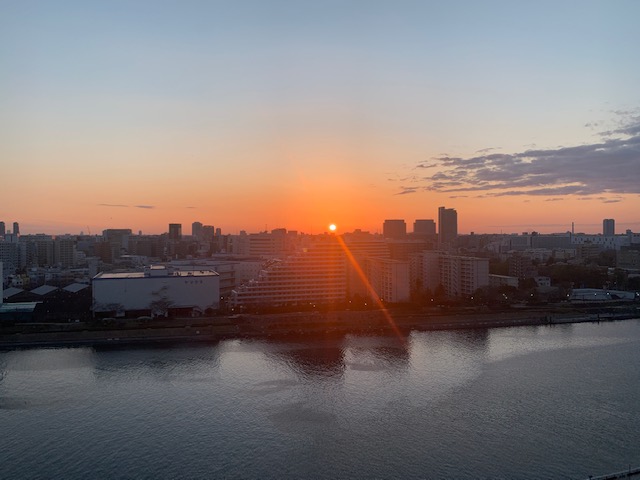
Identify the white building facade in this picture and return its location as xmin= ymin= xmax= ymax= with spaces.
xmin=92 ymin=266 xmax=219 ymax=317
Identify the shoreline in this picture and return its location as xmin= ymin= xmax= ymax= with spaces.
xmin=1 ymin=306 xmax=639 ymax=349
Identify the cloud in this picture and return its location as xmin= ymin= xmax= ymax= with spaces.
xmin=135 ymin=205 xmax=155 ymax=209
xmin=417 ymin=115 xmax=640 ymax=198
xmin=395 ymin=187 xmax=418 ymax=195
xmin=475 ymin=147 xmax=501 ymax=153
xmin=98 ymin=203 xmax=128 ymax=208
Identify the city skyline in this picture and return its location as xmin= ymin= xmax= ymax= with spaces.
xmin=1 ymin=1 xmax=639 ymax=235
xmin=0 ymin=215 xmax=635 ymax=238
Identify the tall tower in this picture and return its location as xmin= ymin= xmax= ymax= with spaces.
xmin=168 ymin=223 xmax=182 ymax=241
xmin=192 ymin=221 xmax=203 ymax=239
xmin=603 ymin=219 xmax=615 ymax=236
xmin=0 ymin=221 xmax=5 ymax=237
xmin=12 ymin=222 xmax=19 ymax=235
xmin=438 ymin=207 xmax=458 ymax=247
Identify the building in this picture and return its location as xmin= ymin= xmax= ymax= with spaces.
xmin=420 ymin=251 xmax=489 ymax=298
xmin=489 ymin=274 xmax=519 ymax=289
xmin=618 ymin=245 xmax=640 ymax=271
xmin=0 ymin=222 xmax=5 ymax=237
xmin=202 ymin=225 xmax=215 ymax=241
xmin=0 ymin=238 xmax=21 ymax=279
xmin=13 ymin=222 xmax=20 ymax=236
xmin=603 ymin=218 xmax=615 ymax=236
xmin=54 ymin=236 xmax=76 ymax=268
xmin=230 ymin=235 xmax=347 ymax=308
xmin=168 ymin=223 xmax=182 ymax=241
xmin=92 ymin=265 xmax=220 ymax=317
xmin=365 ymin=257 xmax=410 ymax=303
xmin=383 ymin=219 xmax=407 ymax=239
xmin=192 ymin=221 xmax=203 ymax=239
xmin=438 ymin=207 xmax=458 ymax=247
xmin=413 ymin=219 xmax=436 ymax=236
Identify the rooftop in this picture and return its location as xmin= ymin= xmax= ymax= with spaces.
xmin=94 ymin=268 xmax=218 ymax=280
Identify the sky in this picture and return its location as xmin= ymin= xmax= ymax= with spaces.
xmin=1 ymin=0 xmax=639 ymax=236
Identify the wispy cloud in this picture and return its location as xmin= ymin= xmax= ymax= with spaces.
xmin=99 ymin=203 xmax=156 ymax=209
xmin=395 ymin=187 xmax=418 ymax=195
xmin=415 ymin=115 xmax=640 ymax=199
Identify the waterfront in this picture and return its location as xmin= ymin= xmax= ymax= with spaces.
xmin=1 ymin=320 xmax=639 ymax=479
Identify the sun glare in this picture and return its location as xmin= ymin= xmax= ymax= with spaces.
xmin=329 ymin=224 xmax=337 ymax=232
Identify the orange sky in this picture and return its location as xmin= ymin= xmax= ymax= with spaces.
xmin=1 ymin=2 xmax=639 ymax=236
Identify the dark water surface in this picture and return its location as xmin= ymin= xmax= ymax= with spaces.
xmin=2 ymin=320 xmax=640 ymax=479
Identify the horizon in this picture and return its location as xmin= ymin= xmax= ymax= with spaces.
xmin=1 ymin=217 xmax=637 ymax=238
xmin=2 ymin=1 xmax=639 ymax=236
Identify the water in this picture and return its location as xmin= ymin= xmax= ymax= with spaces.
xmin=1 ymin=320 xmax=640 ymax=479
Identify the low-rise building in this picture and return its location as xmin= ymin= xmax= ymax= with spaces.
xmin=92 ymin=265 xmax=219 ymax=317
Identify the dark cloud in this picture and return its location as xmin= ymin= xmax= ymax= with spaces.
xmin=395 ymin=187 xmax=418 ymax=195
xmin=98 ymin=203 xmax=128 ymax=208
xmin=135 ymin=205 xmax=155 ymax=209
xmin=475 ymin=147 xmax=501 ymax=153
xmin=417 ymin=116 xmax=640 ymax=197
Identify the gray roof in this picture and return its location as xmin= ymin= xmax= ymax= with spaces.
xmin=2 ymin=287 xmax=24 ymax=299
xmin=30 ymin=285 xmax=59 ymax=296
xmin=63 ymin=283 xmax=90 ymax=293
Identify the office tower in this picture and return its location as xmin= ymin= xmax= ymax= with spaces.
xmin=192 ymin=221 xmax=203 ymax=238
xmin=13 ymin=222 xmax=19 ymax=235
xmin=413 ymin=219 xmax=436 ymax=236
xmin=603 ymin=219 xmax=615 ymax=236
xmin=438 ymin=207 xmax=458 ymax=247
xmin=0 ymin=221 xmax=5 ymax=237
xmin=383 ymin=219 xmax=407 ymax=239
xmin=168 ymin=223 xmax=182 ymax=241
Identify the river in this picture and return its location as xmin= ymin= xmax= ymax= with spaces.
xmin=1 ymin=320 xmax=639 ymax=479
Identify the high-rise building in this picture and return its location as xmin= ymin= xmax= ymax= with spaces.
xmin=383 ymin=219 xmax=407 ymax=239
xmin=413 ymin=219 xmax=436 ymax=236
xmin=0 ymin=222 xmax=5 ymax=237
xmin=202 ymin=225 xmax=215 ymax=241
xmin=420 ymin=251 xmax=489 ymax=298
xmin=54 ymin=235 xmax=77 ymax=268
xmin=603 ymin=219 xmax=615 ymax=236
xmin=231 ymin=235 xmax=347 ymax=307
xmin=438 ymin=207 xmax=458 ymax=247
xmin=192 ymin=221 xmax=203 ymax=238
xmin=13 ymin=222 xmax=19 ymax=235
xmin=168 ymin=223 xmax=182 ymax=241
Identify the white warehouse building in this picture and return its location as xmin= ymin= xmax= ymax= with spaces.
xmin=92 ymin=266 xmax=219 ymax=317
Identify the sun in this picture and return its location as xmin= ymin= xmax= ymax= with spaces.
xmin=329 ymin=224 xmax=337 ymax=232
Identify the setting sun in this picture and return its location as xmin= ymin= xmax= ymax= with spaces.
xmin=329 ymin=224 xmax=337 ymax=232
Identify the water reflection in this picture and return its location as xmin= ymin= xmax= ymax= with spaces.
xmin=91 ymin=344 xmax=223 ymax=381
xmin=266 ymin=339 xmax=346 ymax=379
xmin=344 ymin=335 xmax=411 ymax=373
